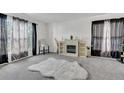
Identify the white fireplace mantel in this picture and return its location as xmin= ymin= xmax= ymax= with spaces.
xmin=58 ymin=39 xmax=90 ymax=57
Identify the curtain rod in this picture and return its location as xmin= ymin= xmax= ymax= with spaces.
xmin=92 ymin=17 xmax=124 ymax=23
xmin=2 ymin=13 xmax=37 ymax=25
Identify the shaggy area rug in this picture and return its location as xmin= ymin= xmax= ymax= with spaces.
xmin=28 ymin=58 xmax=88 ymax=80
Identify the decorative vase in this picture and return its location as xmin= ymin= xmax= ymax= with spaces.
xmin=70 ymin=35 xmax=73 ymax=40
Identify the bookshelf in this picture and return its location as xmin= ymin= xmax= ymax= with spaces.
xmin=78 ymin=41 xmax=87 ymax=57
xmin=58 ymin=41 xmax=65 ymax=55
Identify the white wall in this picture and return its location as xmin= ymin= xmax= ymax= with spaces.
xmin=47 ymin=24 xmax=55 ymax=52
xmin=48 ymin=13 xmax=124 ymax=52
xmin=48 ymin=18 xmax=91 ymax=52
xmin=36 ymin=23 xmax=48 ymax=54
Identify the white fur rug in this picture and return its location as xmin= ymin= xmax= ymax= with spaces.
xmin=28 ymin=58 xmax=88 ymax=80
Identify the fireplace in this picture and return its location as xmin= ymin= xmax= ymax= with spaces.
xmin=64 ymin=40 xmax=78 ymax=57
xmin=67 ymin=45 xmax=76 ymax=53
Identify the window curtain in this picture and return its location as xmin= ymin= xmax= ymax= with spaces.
xmin=110 ymin=19 xmax=124 ymax=58
xmin=7 ymin=16 xmax=13 ymax=62
xmin=0 ymin=14 xmax=8 ymax=64
xmin=7 ymin=16 xmax=36 ymax=62
xmin=27 ymin=22 xmax=33 ymax=56
xmin=92 ymin=19 xmax=124 ymax=58
xmin=101 ymin=20 xmax=111 ymax=57
xmin=11 ymin=17 xmax=20 ymax=61
xmin=19 ymin=20 xmax=28 ymax=58
xmin=91 ymin=21 xmax=104 ymax=56
xmin=0 ymin=13 xmax=37 ymax=63
xmin=32 ymin=23 xmax=37 ymax=55
xmin=11 ymin=18 xmax=34 ymax=61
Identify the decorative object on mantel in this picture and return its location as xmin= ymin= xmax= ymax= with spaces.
xmin=70 ymin=35 xmax=73 ymax=40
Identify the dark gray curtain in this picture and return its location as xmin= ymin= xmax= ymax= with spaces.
xmin=0 ymin=14 xmax=8 ymax=64
xmin=91 ymin=21 xmax=104 ymax=56
xmin=32 ymin=23 xmax=37 ymax=55
xmin=92 ymin=19 xmax=124 ymax=58
xmin=110 ymin=19 xmax=124 ymax=58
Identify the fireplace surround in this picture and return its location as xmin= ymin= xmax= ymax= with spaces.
xmin=58 ymin=39 xmax=89 ymax=57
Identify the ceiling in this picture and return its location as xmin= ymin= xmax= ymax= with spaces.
xmin=6 ymin=13 xmax=106 ymax=23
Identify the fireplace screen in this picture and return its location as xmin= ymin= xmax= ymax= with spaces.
xmin=67 ymin=45 xmax=76 ymax=53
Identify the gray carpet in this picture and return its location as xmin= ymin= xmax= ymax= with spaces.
xmin=0 ymin=53 xmax=124 ymax=80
